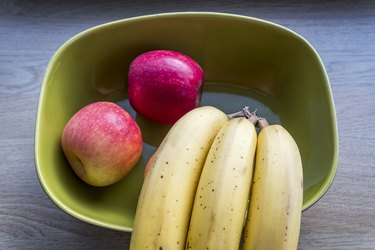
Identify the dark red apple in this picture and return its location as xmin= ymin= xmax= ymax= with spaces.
xmin=128 ymin=50 xmax=204 ymax=124
xmin=61 ymin=102 xmax=143 ymax=186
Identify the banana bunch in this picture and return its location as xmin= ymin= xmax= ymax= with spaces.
xmin=130 ymin=106 xmax=303 ymax=250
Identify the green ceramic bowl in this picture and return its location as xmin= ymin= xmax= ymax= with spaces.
xmin=35 ymin=12 xmax=338 ymax=232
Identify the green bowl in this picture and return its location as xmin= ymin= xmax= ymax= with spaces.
xmin=35 ymin=12 xmax=338 ymax=232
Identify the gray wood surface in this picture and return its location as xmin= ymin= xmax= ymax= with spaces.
xmin=1 ymin=0 xmax=374 ymax=249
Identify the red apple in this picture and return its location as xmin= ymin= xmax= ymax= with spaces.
xmin=144 ymin=150 xmax=158 ymax=177
xmin=61 ymin=102 xmax=143 ymax=187
xmin=128 ymin=50 xmax=204 ymax=124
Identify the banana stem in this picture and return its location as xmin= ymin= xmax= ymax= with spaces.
xmin=227 ymin=110 xmax=246 ymax=120
xmin=257 ymin=118 xmax=269 ymax=129
xmin=227 ymin=106 xmax=270 ymax=128
xmin=227 ymin=106 xmax=258 ymax=125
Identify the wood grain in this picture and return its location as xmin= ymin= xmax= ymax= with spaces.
xmin=1 ymin=0 xmax=374 ymax=249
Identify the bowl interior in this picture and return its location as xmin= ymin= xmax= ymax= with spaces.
xmin=35 ymin=12 xmax=338 ymax=231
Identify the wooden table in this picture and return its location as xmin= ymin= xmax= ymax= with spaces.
xmin=1 ymin=1 xmax=374 ymax=249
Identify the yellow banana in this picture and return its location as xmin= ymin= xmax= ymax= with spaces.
xmin=186 ymin=117 xmax=257 ymax=250
xmin=130 ymin=106 xmax=228 ymax=250
xmin=242 ymin=120 xmax=303 ymax=250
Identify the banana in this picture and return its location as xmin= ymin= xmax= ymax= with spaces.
xmin=130 ymin=106 xmax=228 ymax=250
xmin=242 ymin=120 xmax=303 ymax=250
xmin=186 ymin=117 xmax=257 ymax=250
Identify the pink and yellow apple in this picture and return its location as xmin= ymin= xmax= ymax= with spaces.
xmin=144 ymin=150 xmax=158 ymax=177
xmin=128 ymin=50 xmax=204 ymax=124
xmin=61 ymin=101 xmax=142 ymax=187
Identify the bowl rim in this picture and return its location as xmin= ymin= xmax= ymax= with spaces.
xmin=34 ymin=11 xmax=339 ymax=232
